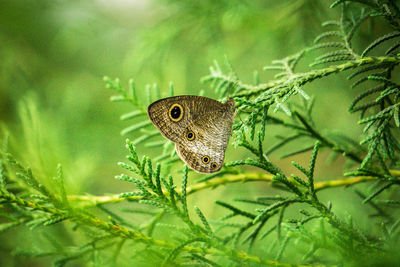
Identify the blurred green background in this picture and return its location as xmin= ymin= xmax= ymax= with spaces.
xmin=0 ymin=0 xmax=343 ymax=191
xmin=0 ymin=0 xmax=383 ymax=265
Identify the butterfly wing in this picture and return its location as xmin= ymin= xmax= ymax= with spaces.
xmin=148 ymin=95 xmax=227 ymax=142
xmin=175 ymin=98 xmax=235 ymax=173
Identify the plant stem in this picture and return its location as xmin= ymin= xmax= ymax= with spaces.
xmin=68 ymin=170 xmax=400 ymax=206
xmin=228 ymin=56 xmax=400 ymax=98
xmin=0 ymin=190 xmax=311 ymax=267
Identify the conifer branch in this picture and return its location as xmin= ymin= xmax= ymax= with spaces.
xmin=211 ymin=56 xmax=400 ymax=99
xmin=67 ymin=170 xmax=400 ymax=206
xmin=0 ymin=190 xmax=309 ymax=267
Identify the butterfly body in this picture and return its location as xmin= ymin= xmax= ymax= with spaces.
xmin=148 ymin=95 xmax=235 ymax=173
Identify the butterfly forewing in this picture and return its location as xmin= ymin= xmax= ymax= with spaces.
xmin=148 ymin=95 xmax=226 ymax=142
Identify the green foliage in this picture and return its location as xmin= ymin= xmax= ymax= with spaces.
xmin=1 ymin=0 xmax=400 ymax=266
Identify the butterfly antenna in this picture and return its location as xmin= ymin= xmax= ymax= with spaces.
xmin=240 ymin=108 xmax=258 ymax=114
xmin=237 ymin=110 xmax=252 ymax=126
xmin=226 ymin=80 xmax=239 ymax=100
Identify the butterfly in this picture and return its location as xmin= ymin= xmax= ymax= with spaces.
xmin=148 ymin=95 xmax=235 ymax=173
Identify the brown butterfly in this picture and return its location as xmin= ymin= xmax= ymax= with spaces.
xmin=148 ymin=95 xmax=235 ymax=173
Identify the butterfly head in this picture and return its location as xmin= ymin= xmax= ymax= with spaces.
xmin=225 ymin=98 xmax=235 ymax=109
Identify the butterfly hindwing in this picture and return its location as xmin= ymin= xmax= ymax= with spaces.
xmin=175 ymin=101 xmax=235 ymax=173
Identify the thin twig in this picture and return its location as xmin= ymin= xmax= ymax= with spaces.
xmin=68 ymin=170 xmax=400 ymax=206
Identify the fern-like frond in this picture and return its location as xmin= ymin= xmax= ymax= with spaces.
xmin=361 ymin=31 xmax=400 ymax=57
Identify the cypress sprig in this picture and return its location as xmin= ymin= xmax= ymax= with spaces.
xmin=181 ymin=165 xmax=189 ymax=219
xmin=361 ymin=31 xmax=400 ymax=57
xmin=55 ymin=164 xmax=68 ymax=206
xmin=194 ymin=206 xmax=212 ymax=234
xmin=308 ymin=142 xmax=321 ymax=196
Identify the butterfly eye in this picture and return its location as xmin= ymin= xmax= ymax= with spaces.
xmin=201 ymin=156 xmax=210 ymax=164
xmin=211 ymin=162 xmax=218 ymax=170
xmin=168 ymin=103 xmax=184 ymax=122
xmin=186 ymin=130 xmax=195 ymax=141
